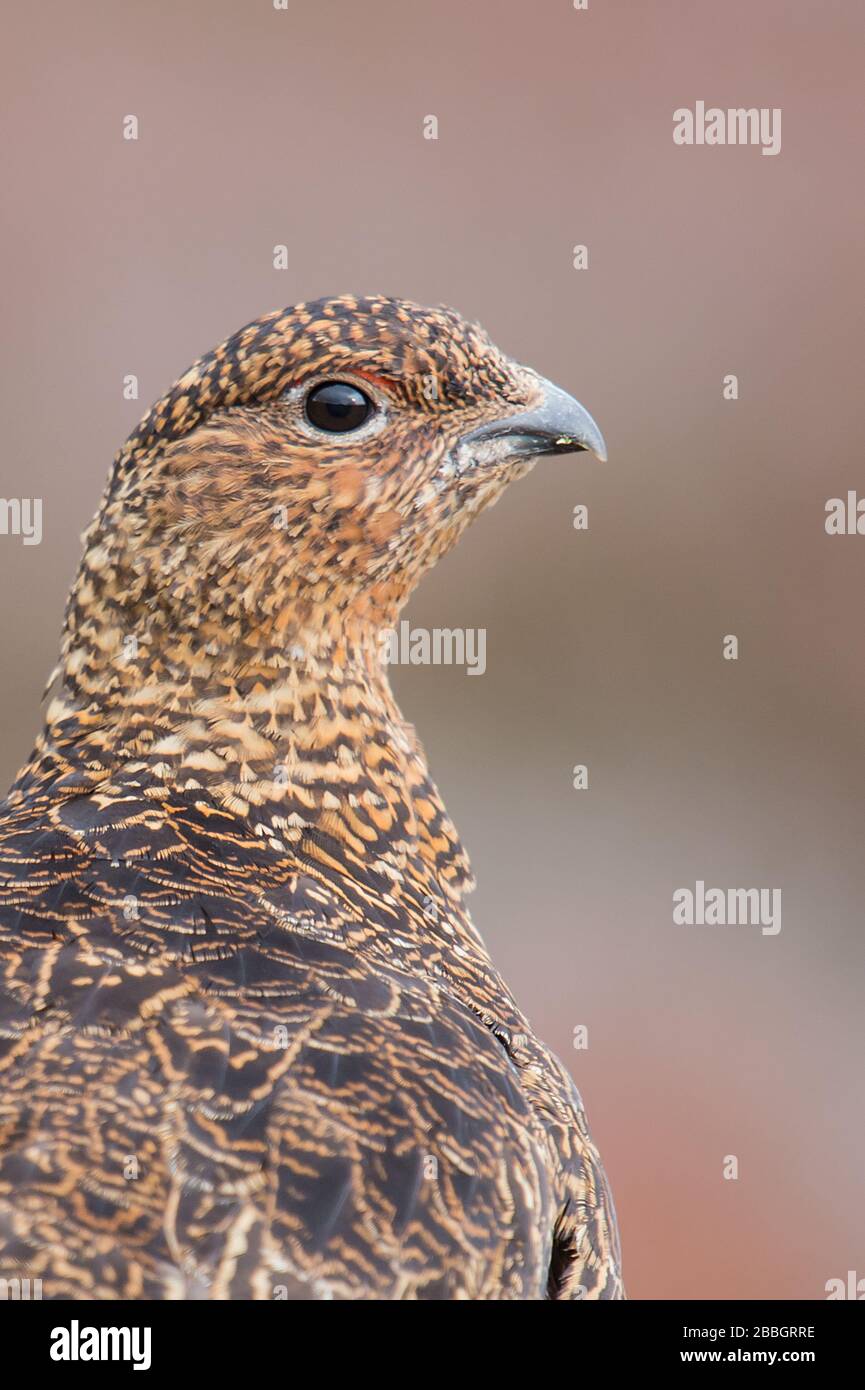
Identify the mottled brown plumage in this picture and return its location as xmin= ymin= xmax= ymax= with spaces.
xmin=0 ymin=295 xmax=622 ymax=1299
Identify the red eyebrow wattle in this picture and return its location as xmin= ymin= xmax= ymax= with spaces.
xmin=350 ymin=368 xmax=394 ymax=393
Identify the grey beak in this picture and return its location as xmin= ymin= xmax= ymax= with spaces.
xmin=460 ymin=377 xmax=607 ymax=463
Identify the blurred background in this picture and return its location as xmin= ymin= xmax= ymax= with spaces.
xmin=1 ymin=0 xmax=863 ymax=1298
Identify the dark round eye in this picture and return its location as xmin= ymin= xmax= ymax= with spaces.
xmin=305 ymin=381 xmax=373 ymax=433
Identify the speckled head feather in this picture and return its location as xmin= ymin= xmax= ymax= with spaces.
xmin=0 ymin=297 xmax=622 ymax=1300
xmin=69 ymin=295 xmax=544 ymax=660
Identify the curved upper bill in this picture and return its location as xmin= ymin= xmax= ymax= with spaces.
xmin=459 ymin=377 xmax=607 ymax=463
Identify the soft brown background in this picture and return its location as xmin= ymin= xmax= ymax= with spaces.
xmin=1 ymin=0 xmax=863 ymax=1299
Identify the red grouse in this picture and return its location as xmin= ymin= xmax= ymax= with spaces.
xmin=0 ymin=296 xmax=622 ymax=1299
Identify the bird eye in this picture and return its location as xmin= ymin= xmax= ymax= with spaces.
xmin=305 ymin=381 xmax=373 ymax=433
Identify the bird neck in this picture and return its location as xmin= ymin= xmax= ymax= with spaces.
xmin=10 ymin=606 xmax=475 ymax=905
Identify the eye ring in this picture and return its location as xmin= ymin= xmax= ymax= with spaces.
xmin=304 ymin=381 xmax=373 ymax=433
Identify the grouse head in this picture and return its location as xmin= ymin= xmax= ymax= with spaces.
xmin=79 ymin=295 xmax=605 ymax=661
